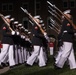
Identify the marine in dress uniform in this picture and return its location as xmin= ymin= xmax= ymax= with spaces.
xmin=13 ymin=22 xmax=24 ymax=65
xmin=26 ymin=15 xmax=46 ymax=67
xmin=55 ymin=10 xmax=76 ymax=69
xmin=12 ymin=21 xmax=22 ymax=65
xmin=0 ymin=15 xmax=15 ymax=68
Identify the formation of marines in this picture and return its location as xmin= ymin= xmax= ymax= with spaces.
xmin=0 ymin=1 xmax=76 ymax=70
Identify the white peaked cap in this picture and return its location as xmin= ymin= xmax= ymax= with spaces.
xmin=63 ymin=9 xmax=71 ymax=14
xmin=28 ymin=32 xmax=31 ymax=34
xmin=34 ymin=15 xmax=41 ymax=19
xmin=25 ymin=29 xmax=28 ymax=32
xmin=20 ymin=26 xmax=24 ymax=29
xmin=41 ymin=23 xmax=44 ymax=26
xmin=4 ymin=15 xmax=11 ymax=19
xmin=18 ymin=24 xmax=22 ymax=26
xmin=14 ymin=21 xmax=18 ymax=24
xmin=10 ymin=18 xmax=15 ymax=21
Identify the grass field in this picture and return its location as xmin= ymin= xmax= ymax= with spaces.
xmin=1 ymin=56 xmax=76 ymax=75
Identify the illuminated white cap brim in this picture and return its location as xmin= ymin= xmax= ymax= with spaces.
xmin=14 ymin=21 xmax=18 ymax=24
xmin=34 ymin=15 xmax=41 ymax=19
xmin=10 ymin=18 xmax=15 ymax=21
xmin=4 ymin=15 xmax=11 ymax=19
xmin=63 ymin=9 xmax=71 ymax=14
xmin=18 ymin=24 xmax=22 ymax=26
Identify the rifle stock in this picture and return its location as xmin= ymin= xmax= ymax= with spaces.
xmin=0 ymin=14 xmax=13 ymax=31
xmin=47 ymin=1 xmax=76 ymax=29
xmin=21 ymin=7 xmax=50 ymax=42
xmin=21 ymin=7 xmax=46 ymax=35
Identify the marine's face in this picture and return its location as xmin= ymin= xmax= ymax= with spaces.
xmin=35 ymin=18 xmax=40 ymax=23
xmin=65 ymin=14 xmax=72 ymax=19
xmin=6 ymin=18 xmax=11 ymax=23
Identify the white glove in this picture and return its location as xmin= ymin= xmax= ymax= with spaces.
xmin=26 ymin=38 xmax=31 ymax=43
xmin=26 ymin=38 xmax=29 ymax=41
xmin=21 ymin=35 xmax=25 ymax=39
xmin=63 ymin=30 xmax=67 ymax=33
xmin=16 ymin=32 xmax=19 ymax=35
xmin=44 ymin=33 xmax=50 ymax=42
xmin=21 ymin=35 xmax=23 ymax=38
xmin=22 ymin=36 xmax=25 ymax=39
xmin=44 ymin=32 xmax=47 ymax=36
xmin=74 ymin=33 xmax=76 ymax=36
xmin=11 ymin=31 xmax=15 ymax=35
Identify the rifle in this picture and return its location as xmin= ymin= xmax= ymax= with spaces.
xmin=49 ymin=26 xmax=59 ymax=34
xmin=50 ymin=22 xmax=60 ymax=33
xmin=48 ymin=6 xmax=61 ymax=19
xmin=49 ymin=18 xmax=61 ymax=29
xmin=20 ymin=7 xmax=50 ymax=42
xmin=21 ymin=7 xmax=45 ymax=34
xmin=0 ymin=13 xmax=13 ymax=31
xmin=47 ymin=1 xmax=76 ymax=29
xmin=48 ymin=10 xmax=61 ymax=24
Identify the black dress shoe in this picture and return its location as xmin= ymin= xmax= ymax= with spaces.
xmin=0 ymin=65 xmax=4 ymax=69
xmin=25 ymin=63 xmax=31 ymax=67
xmin=6 ymin=62 xmax=9 ymax=66
xmin=1 ymin=63 xmax=8 ymax=67
xmin=54 ymin=64 xmax=62 ymax=69
xmin=53 ymin=56 xmax=56 ymax=61
xmin=10 ymin=65 xmax=15 ymax=69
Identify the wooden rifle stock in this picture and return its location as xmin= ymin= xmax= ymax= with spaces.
xmin=21 ymin=7 xmax=46 ymax=35
xmin=21 ymin=7 xmax=50 ymax=42
xmin=47 ymin=1 xmax=76 ymax=29
xmin=0 ymin=14 xmax=13 ymax=31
